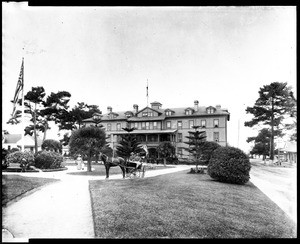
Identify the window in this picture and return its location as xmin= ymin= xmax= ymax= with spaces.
xmin=201 ymin=120 xmax=206 ymax=128
xmin=166 ymin=121 xmax=171 ymax=129
xmin=134 ymin=122 xmax=138 ymax=129
xmin=177 ymin=121 xmax=182 ymax=129
xmin=153 ymin=121 xmax=158 ymax=129
xmin=117 ymin=123 xmax=121 ymax=131
xmin=178 ymin=133 xmax=182 ymax=142
xmin=148 ymin=135 xmax=158 ymax=142
xmin=142 ymin=122 xmax=146 ymax=129
xmin=165 ymin=111 xmax=172 ymax=116
xmin=142 ymin=112 xmax=152 ymax=117
xmin=214 ymin=119 xmax=219 ymax=128
xmin=107 ymin=123 xmax=111 ymax=131
xmin=213 ymin=132 xmax=219 ymax=142
xmin=146 ymin=122 xmax=150 ymax=130
xmin=189 ymin=120 xmax=194 ymax=128
xmin=185 ymin=109 xmax=192 ymax=115
xmin=207 ymin=108 xmax=215 ymax=114
xmin=177 ymin=148 xmax=183 ymax=158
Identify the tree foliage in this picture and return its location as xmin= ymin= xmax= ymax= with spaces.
xmin=57 ymin=102 xmax=101 ymax=146
xmin=41 ymin=139 xmax=62 ymax=153
xmin=156 ymin=141 xmax=176 ymax=166
xmin=115 ymin=127 xmax=144 ymax=161
xmin=244 ymin=82 xmax=296 ymax=159
xmin=184 ymin=125 xmax=207 ymax=168
xmin=69 ymin=126 xmax=107 ymax=171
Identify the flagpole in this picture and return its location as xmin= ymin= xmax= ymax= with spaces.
xmin=146 ymin=79 xmax=149 ymax=107
xmin=21 ymin=57 xmax=25 ymax=152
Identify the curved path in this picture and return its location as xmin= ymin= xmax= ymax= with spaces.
xmin=2 ymin=164 xmax=191 ymax=242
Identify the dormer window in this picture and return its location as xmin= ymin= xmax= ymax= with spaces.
xmin=207 ymin=107 xmax=215 ymax=114
xmin=125 ymin=112 xmax=133 ymax=118
xmin=185 ymin=110 xmax=192 ymax=115
xmin=165 ymin=111 xmax=172 ymax=116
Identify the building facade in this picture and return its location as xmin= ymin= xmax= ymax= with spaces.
xmin=83 ymin=100 xmax=230 ymax=159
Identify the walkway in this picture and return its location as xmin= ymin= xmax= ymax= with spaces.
xmin=2 ymin=164 xmax=191 ymax=242
xmin=249 ymin=159 xmax=297 ymax=224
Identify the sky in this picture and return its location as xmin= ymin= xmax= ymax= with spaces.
xmin=2 ymin=4 xmax=297 ymax=153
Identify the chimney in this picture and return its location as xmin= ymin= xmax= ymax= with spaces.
xmin=107 ymin=106 xmax=112 ymax=113
xmin=133 ymin=104 xmax=139 ymax=113
xmin=194 ymin=100 xmax=199 ymax=112
xmin=216 ymin=105 xmax=221 ymax=110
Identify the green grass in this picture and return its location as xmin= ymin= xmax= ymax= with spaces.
xmin=67 ymin=164 xmax=175 ymax=176
xmin=2 ymin=175 xmax=59 ymax=206
xmin=89 ymin=170 xmax=296 ymax=238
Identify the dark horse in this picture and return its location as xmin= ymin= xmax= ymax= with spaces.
xmin=100 ymin=153 xmax=146 ymax=179
xmin=100 ymin=153 xmax=126 ymax=179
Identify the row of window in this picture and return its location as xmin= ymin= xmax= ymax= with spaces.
xmin=109 ymin=132 xmax=219 ymax=144
xmin=105 ymin=119 xmax=220 ymax=131
xmin=140 ymin=107 xmax=217 ymax=117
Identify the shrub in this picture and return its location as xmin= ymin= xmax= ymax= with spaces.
xmin=199 ymin=141 xmax=221 ymax=165
xmin=34 ymin=151 xmax=64 ymax=169
xmin=6 ymin=151 xmax=35 ymax=171
xmin=208 ymin=146 xmax=251 ymax=185
xmin=41 ymin=139 xmax=62 ymax=153
xmin=2 ymin=148 xmax=9 ymax=169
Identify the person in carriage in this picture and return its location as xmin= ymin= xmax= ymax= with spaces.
xmin=128 ymin=152 xmax=143 ymax=169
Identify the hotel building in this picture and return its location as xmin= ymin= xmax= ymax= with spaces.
xmin=83 ymin=100 xmax=230 ymax=159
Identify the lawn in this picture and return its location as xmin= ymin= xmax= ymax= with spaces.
xmin=89 ymin=170 xmax=296 ymax=238
xmin=2 ymin=175 xmax=59 ymax=206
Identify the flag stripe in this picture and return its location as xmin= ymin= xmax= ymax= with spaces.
xmin=11 ymin=59 xmax=24 ymax=118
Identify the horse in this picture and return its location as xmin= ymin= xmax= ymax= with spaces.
xmin=100 ymin=153 xmax=126 ymax=179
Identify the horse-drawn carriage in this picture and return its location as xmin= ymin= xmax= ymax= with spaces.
xmin=100 ymin=153 xmax=147 ymax=179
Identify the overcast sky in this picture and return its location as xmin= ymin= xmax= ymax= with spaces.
xmin=2 ymin=4 xmax=296 ymax=152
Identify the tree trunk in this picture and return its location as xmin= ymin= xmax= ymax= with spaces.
xmin=270 ymin=97 xmax=274 ymax=160
xmin=87 ymin=153 xmax=92 ymax=172
xmin=43 ymin=121 xmax=48 ymax=142
xmin=33 ymin=104 xmax=38 ymax=154
xmin=163 ymin=158 xmax=167 ymax=167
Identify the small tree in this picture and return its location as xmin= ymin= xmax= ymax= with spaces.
xmin=69 ymin=126 xmax=107 ymax=171
xmin=41 ymin=139 xmax=62 ymax=153
xmin=184 ymin=125 xmax=207 ymax=170
xmin=156 ymin=141 xmax=176 ymax=166
xmin=115 ymin=127 xmax=144 ymax=162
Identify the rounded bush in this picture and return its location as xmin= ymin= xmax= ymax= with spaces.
xmin=208 ymin=146 xmax=251 ymax=185
xmin=34 ymin=151 xmax=63 ymax=169
xmin=6 ymin=151 xmax=35 ymax=171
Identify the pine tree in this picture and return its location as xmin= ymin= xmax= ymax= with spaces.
xmin=115 ymin=127 xmax=144 ymax=162
xmin=184 ymin=125 xmax=207 ymax=170
xmin=245 ymin=82 xmax=295 ymax=160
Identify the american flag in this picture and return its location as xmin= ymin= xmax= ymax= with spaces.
xmin=11 ymin=58 xmax=24 ymax=118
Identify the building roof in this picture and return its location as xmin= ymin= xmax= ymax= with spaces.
xmin=283 ymin=141 xmax=297 ymax=153
xmin=82 ymin=103 xmax=230 ymax=123
xmin=3 ymin=134 xmax=43 ymax=147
